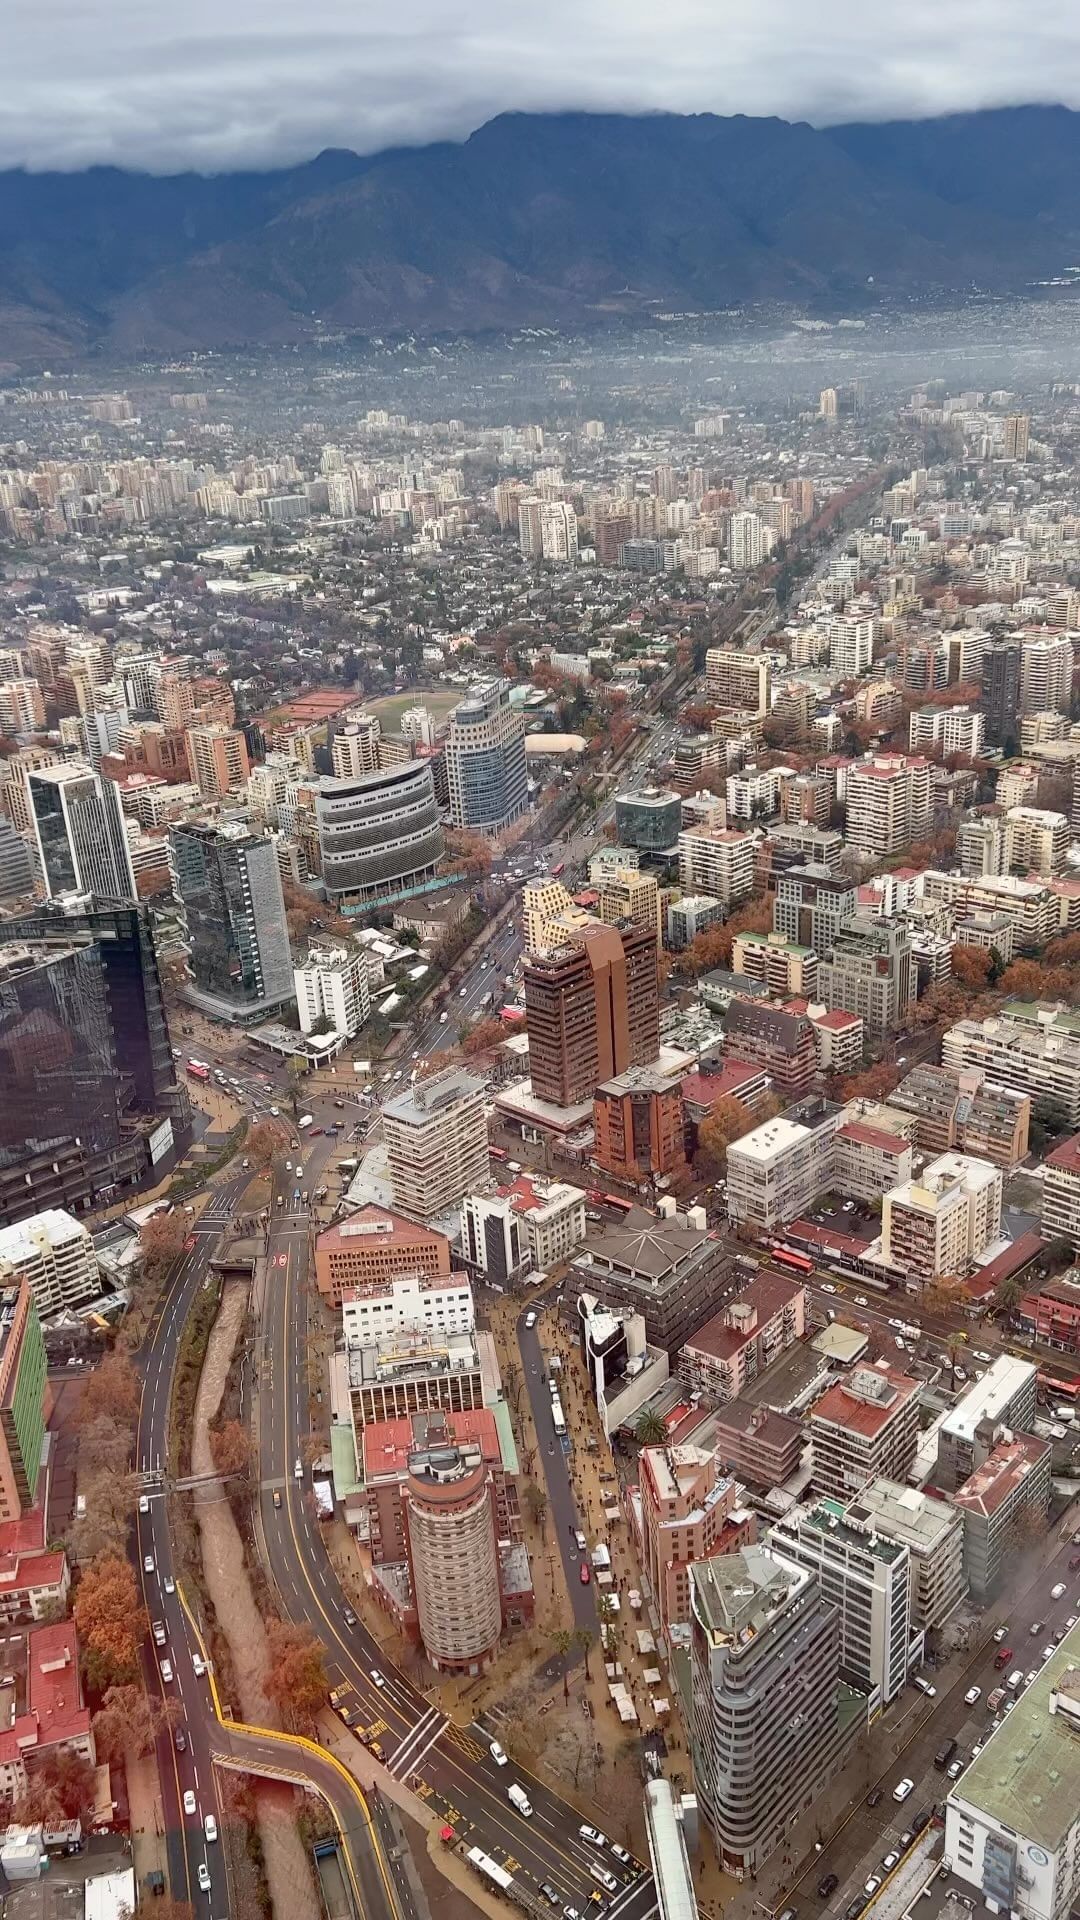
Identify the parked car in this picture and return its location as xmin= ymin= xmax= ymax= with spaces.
xmin=818 ymin=1876 xmax=839 ymax=1900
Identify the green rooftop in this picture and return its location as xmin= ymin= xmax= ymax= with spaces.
xmin=954 ymin=1622 xmax=1080 ymax=1850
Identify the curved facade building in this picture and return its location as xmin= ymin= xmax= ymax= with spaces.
xmin=317 ymin=761 xmax=444 ymax=906
xmin=404 ymin=1452 xmax=502 ymax=1674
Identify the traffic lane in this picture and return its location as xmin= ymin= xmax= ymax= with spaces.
xmin=518 ymin=1315 xmax=596 ymax=1630
xmin=261 ymin=1261 xmax=636 ymax=1908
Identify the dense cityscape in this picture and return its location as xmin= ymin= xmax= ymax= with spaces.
xmin=0 ymin=328 xmax=1079 ymax=1920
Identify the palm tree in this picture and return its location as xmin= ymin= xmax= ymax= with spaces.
xmin=945 ymin=1332 xmax=966 ymax=1388
xmin=635 ymin=1408 xmax=668 ymax=1447
xmin=551 ymin=1628 xmax=575 ymax=1702
xmin=574 ymin=1626 xmax=595 ymax=1681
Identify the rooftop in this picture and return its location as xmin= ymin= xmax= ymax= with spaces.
xmin=941 ymin=1354 xmax=1037 ymax=1444
xmin=811 ymin=1361 xmax=918 ymax=1439
xmin=690 ymin=1543 xmax=806 ymax=1641
xmin=951 ymin=1624 xmax=1080 ymax=1850
xmin=951 ymin=1432 xmax=1050 ymax=1518
xmin=845 ymin=1478 xmax=961 ymax=1552
xmin=383 ymin=1066 xmax=484 ymax=1124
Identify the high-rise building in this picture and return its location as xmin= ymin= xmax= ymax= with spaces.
xmin=704 ymin=649 xmax=772 ymax=715
xmin=908 ymin=705 xmax=986 ymax=759
xmin=169 ymin=821 xmax=294 ymax=1020
xmin=0 ymin=1210 xmax=99 ymax=1321
xmin=637 ymin=1446 xmax=755 ymax=1637
xmin=845 ymin=1478 xmax=965 ymax=1634
xmin=828 ymin=615 xmax=877 ymax=680
xmin=1004 ymin=806 xmax=1069 ymax=877
xmin=0 ymin=1279 xmax=47 ymax=1521
xmin=185 ymin=723 xmax=251 ymax=799
xmin=539 ymin=500 xmax=579 ymax=564
xmin=769 ymin=1499 xmax=913 ymax=1712
xmin=314 ymin=1206 xmax=452 ymax=1308
xmin=27 ymin=764 xmax=135 ymax=902
xmin=595 ymin=866 xmax=662 ymax=941
xmin=1002 ymin=411 xmax=1030 ymax=461
xmin=728 ymin=511 xmax=769 ymax=570
xmin=0 ymin=942 xmax=121 ymax=1179
xmin=817 ymin=917 xmax=916 ymax=1035
xmin=382 ymin=1068 xmax=489 ymax=1220
xmin=844 ymin=755 xmax=932 ymax=857
xmin=293 ymin=944 xmax=370 ymax=1039
xmin=979 ymin=638 xmax=1023 ymax=748
xmin=1019 ymin=634 xmax=1073 ymax=715
xmin=773 ymin=864 xmax=859 ymax=950
xmin=460 ymin=1192 xmax=528 ymax=1287
xmin=0 ymin=819 xmax=33 ymax=902
xmin=402 ymin=1419 xmax=507 ymax=1674
xmin=524 ymin=922 xmax=659 ymax=1108
xmin=725 ymin=1105 xmax=841 ymax=1232
xmin=592 ymin=1063 xmax=686 ymax=1181
xmin=881 ymin=1152 xmax=1003 ymax=1286
xmin=317 ymin=760 xmax=443 ymax=907
xmin=810 ymin=1362 xmax=920 ymax=1499
xmin=934 ymin=1356 xmax=1039 ymax=1492
xmin=819 ymin=387 xmax=839 ymax=419
xmin=677 ymin=827 xmax=755 ymax=906
xmin=330 ymin=715 xmax=381 ymax=780
xmin=690 ymin=1546 xmax=854 ymax=1878
xmin=445 ymin=680 xmax=528 ymax=834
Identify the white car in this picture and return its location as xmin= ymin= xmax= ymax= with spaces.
xmin=139 ymin=1494 xmax=150 ymax=1514
xmin=198 ymin=1864 xmax=211 ymax=1893
xmin=160 ymin=1660 xmax=173 ymax=1683
xmin=183 ymin=1790 xmax=197 ymax=1816
xmin=369 ymin=1668 xmax=386 ymax=1689
xmin=864 ymin=1877 xmax=882 ymax=1897
xmin=993 ymin=1626 xmax=1009 ymax=1642
xmin=1052 ymin=1582 xmax=1067 ymax=1600
xmin=893 ymin=1778 xmax=914 ymax=1802
xmin=489 ymin=1741 xmax=508 ymax=1767
xmin=964 ymin=1686 xmax=981 ymax=1705
xmin=143 ymin=1554 xmax=155 ymax=1574
xmin=204 ymin=1814 xmax=217 ymax=1843
xmin=882 ymin=1852 xmax=900 ymax=1872
xmin=854 ymin=1295 xmax=869 ymax=1307
xmin=580 ymin=1826 xmax=608 ymax=1849
xmin=164 ymin=1576 xmax=175 ymax=1595
xmin=820 ymin=1282 xmax=837 ymax=1295
xmin=192 ymin=1654 xmax=206 ymax=1678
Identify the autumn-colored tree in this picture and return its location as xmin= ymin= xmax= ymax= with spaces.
xmin=139 ymin=1211 xmax=187 ymax=1288
xmin=837 ymin=1060 xmax=903 ymax=1104
xmin=950 ymin=944 xmax=994 ymax=991
xmin=118 ymin=1897 xmax=194 ymax=1920
xmin=674 ymin=895 xmax=774 ymax=977
xmin=999 ymin=959 xmax=1072 ymax=1003
xmin=263 ymin=1621 xmax=328 ymax=1733
xmin=209 ymin=1419 xmax=252 ymax=1483
xmin=71 ymin=1470 xmax=142 ymax=1565
xmin=77 ymin=1352 xmax=141 ymax=1433
xmin=911 ymin=980 xmax=974 ymax=1030
xmin=698 ymin=1095 xmax=765 ymax=1170
xmin=78 ymin=1413 xmax=133 ymax=1481
xmin=74 ymin=1553 xmax=146 ymax=1689
xmin=247 ymin=1118 xmax=286 ymax=1169
xmin=93 ymin=1683 xmax=183 ymax=1762
xmin=462 ymin=1017 xmax=506 ymax=1056
xmin=14 ymin=1748 xmax=97 ymax=1825
xmin=443 ymin=828 xmax=493 ymax=877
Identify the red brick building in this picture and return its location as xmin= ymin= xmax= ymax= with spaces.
xmin=592 ymin=1063 xmax=685 ymax=1180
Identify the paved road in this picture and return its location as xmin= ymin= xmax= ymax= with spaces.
xmin=518 ymin=1309 xmax=598 ymax=1632
xmin=252 ymin=1165 xmax=658 ymax=1920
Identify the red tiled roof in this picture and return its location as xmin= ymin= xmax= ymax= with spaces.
xmin=362 ymin=1408 xmax=501 ymax=1481
xmin=27 ymin=1621 xmax=90 ymax=1750
xmin=318 ymin=1206 xmax=448 ymax=1252
xmin=811 ymin=1008 xmax=863 ymax=1031
xmin=810 ymin=1362 xmax=917 ymax=1437
xmin=837 ymin=1121 xmax=908 ymax=1154
xmin=681 ymin=1064 xmax=763 ymax=1108
xmin=1046 ymin=1134 xmax=1080 ymax=1176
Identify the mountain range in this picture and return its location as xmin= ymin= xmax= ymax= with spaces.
xmin=3 ymin=105 xmax=1080 ymax=365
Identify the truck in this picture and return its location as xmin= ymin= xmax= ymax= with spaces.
xmin=987 ymin=1687 xmax=1006 ymax=1712
xmin=298 ymin=1115 xmax=313 ymax=1130
xmin=507 ymin=1783 xmax=533 ymax=1817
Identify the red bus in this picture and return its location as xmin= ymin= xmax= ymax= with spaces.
xmin=489 ymin=1145 xmax=509 ymax=1163
xmin=1038 ymin=1370 xmax=1080 ymax=1402
xmin=601 ymin=1192 xmax=633 ymax=1216
xmin=771 ymin=1245 xmax=814 ymax=1274
xmin=186 ymin=1061 xmax=210 ymax=1082
xmin=551 ymin=862 xmax=565 ymax=879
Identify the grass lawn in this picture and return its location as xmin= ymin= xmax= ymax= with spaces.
xmin=368 ymin=688 xmax=462 ymax=730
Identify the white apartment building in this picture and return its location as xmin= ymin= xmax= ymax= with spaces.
xmin=1004 ymin=807 xmax=1070 ymax=877
xmin=331 ymin=715 xmax=381 ymax=780
xmin=1041 ymin=1133 xmax=1080 ymax=1248
xmin=919 ymin=871 xmax=1059 ymax=952
xmin=540 ymin=501 xmax=579 ymax=564
xmin=881 ymin=1152 xmax=1003 ymax=1286
xmin=942 ymin=1014 xmax=1080 ymax=1126
xmin=728 ymin=510 xmax=769 ymax=570
xmin=677 ymin=827 xmax=755 ymax=906
xmin=293 ymin=944 xmax=371 ymax=1040
xmin=846 ymin=1478 xmax=965 ymax=1633
xmin=341 ymin=1271 xmax=475 ymax=1347
xmin=1019 ymin=633 xmax=1073 ymax=714
xmin=383 ymin=1068 xmax=490 ymax=1221
xmin=829 ymin=614 xmax=878 ymax=679
xmin=726 ymin=764 xmax=789 ymax=822
xmin=908 ymin=705 xmax=986 ymax=759
xmin=726 ymin=1107 xmax=841 ymax=1232
xmin=704 ymin=649 xmax=772 ymax=716
xmin=844 ymin=755 xmax=932 ymax=856
xmin=0 ymin=1211 xmax=99 ymax=1317
xmin=510 ymin=1177 xmax=587 ymax=1271
xmin=769 ymin=1501 xmax=914 ymax=1713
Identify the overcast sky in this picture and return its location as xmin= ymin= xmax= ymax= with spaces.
xmin=4 ymin=0 xmax=1075 ymax=174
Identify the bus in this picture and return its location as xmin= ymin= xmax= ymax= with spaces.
xmin=600 ymin=1192 xmax=633 ymax=1216
xmin=551 ymin=1398 xmax=567 ymax=1437
xmin=465 ymin=1848 xmax=513 ymax=1895
xmin=1038 ymin=1370 xmax=1080 ymax=1402
xmin=551 ymin=861 xmax=566 ymax=879
xmin=186 ymin=1061 xmax=210 ymax=1082
xmin=771 ymin=1244 xmax=815 ymax=1275
xmin=489 ymin=1145 xmax=509 ymax=1163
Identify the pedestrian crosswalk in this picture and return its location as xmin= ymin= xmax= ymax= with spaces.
xmin=386 ymin=1706 xmax=450 ymax=1779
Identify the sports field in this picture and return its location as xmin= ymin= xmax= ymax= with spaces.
xmin=368 ymin=688 xmax=462 ymax=730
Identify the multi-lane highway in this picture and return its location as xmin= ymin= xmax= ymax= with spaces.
xmin=253 ymin=1157 xmax=659 ymax=1920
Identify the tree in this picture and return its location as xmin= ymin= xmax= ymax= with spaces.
xmin=697 ymin=1095 xmax=764 ymax=1171
xmin=78 ymin=1413 xmax=133 ymax=1481
xmin=139 ymin=1211 xmax=187 ymax=1289
xmin=945 ymin=1332 xmax=967 ymax=1388
xmin=71 ymin=1470 xmax=142 ymax=1564
xmin=74 ymin=1553 xmax=146 ymax=1688
xmin=836 ymin=1060 xmax=903 ymax=1104
xmin=119 ymin=1898 xmax=194 ymax=1920
xmin=93 ymin=1683 xmax=182 ymax=1762
xmin=998 ymin=959 xmax=1061 ymax=1003
xmin=523 ymin=1484 xmax=549 ymax=1535
xmin=550 ymin=1628 xmax=575 ymax=1703
xmin=635 ymin=1409 xmax=669 ymax=1447
xmin=950 ymin=944 xmax=994 ymax=991
xmin=922 ymin=1278 xmax=965 ymax=1321
xmin=14 ymin=1748 xmax=97 ymax=1825
xmin=263 ymin=1620 xmax=328 ymax=1733
xmin=77 ymin=1352 xmax=141 ymax=1434
xmin=209 ymin=1419 xmax=252 ymax=1483
xmin=462 ymin=1017 xmax=506 ymax=1056
xmin=248 ymin=1118 xmax=286 ymax=1169
xmin=574 ymin=1626 xmax=595 ymax=1682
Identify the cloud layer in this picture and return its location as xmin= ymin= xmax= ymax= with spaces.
xmin=4 ymin=0 xmax=1077 ymax=174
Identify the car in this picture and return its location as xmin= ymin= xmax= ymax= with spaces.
xmin=1026 ymin=1670 xmax=1038 ymax=1686
xmin=192 ymin=1654 xmax=206 ymax=1678
xmin=610 ymin=1845 xmax=632 ymax=1867
xmin=818 ymin=1876 xmax=839 ymax=1899
xmin=973 ymin=1349 xmax=993 ymax=1363
xmin=888 ymin=1317 xmax=904 ymax=1330
xmin=866 ymin=1789 xmax=883 ymax=1808
xmin=575 ymin=1530 xmax=587 ymax=1550
xmin=1052 ymin=1582 xmax=1067 ymax=1600
xmin=883 ymin=1852 xmax=900 ymax=1871
xmin=1067 ymin=1615 xmax=1078 ymax=1630
xmin=580 ymin=1826 xmax=607 ymax=1848
xmin=273 ymin=1489 xmax=282 ymax=1509
xmin=153 ymin=1621 xmax=166 ymax=1647
xmin=993 ymin=1626 xmax=1009 ymax=1642
xmin=198 ymin=1865 xmax=211 ymax=1893
xmin=143 ymin=1554 xmax=155 ymax=1574
xmin=1003 ymin=1696 xmax=1015 ymax=1712
xmin=370 ymin=1669 xmax=386 ymax=1689
xmin=565 ymin=1909 xmax=583 ymax=1920
xmin=294 ymin=1458 xmax=303 ymax=1479
xmin=489 ymin=1741 xmax=508 ymax=1767
xmin=593 ymin=1869 xmax=618 ymax=1894
xmin=912 ymin=1674 xmax=936 ymax=1697
xmin=160 ymin=1660 xmax=173 ymax=1683
xmin=1043 ymin=1645 xmax=1056 ymax=1662
xmin=899 ymin=1832 xmax=914 ymax=1849
xmin=947 ymin=1760 xmax=964 ymax=1780
xmin=164 ymin=1575 xmax=174 ymax=1595
xmin=970 ymin=1743 xmax=983 ymax=1759
xmin=964 ymin=1686 xmax=982 ymax=1705
xmin=844 ymin=1902 xmax=865 ymax=1920
xmin=864 ymin=1877 xmax=882 ymax=1897
xmin=183 ymin=1790 xmax=197 ymax=1816
xmin=580 ymin=1562 xmax=591 ymax=1584
xmin=539 ymin=1886 xmax=560 ymax=1908
xmin=1070 ymin=1557 xmax=1080 ymax=1571
xmin=343 ymin=1608 xmax=357 ymax=1628
xmin=1030 ymin=1620 xmax=1045 ymax=1636
xmin=820 ymin=1282 xmax=837 ymax=1295
xmin=139 ymin=1494 xmax=150 ymax=1514
xmin=204 ymin=1814 xmax=217 ymax=1843
xmin=854 ymin=1295 xmax=869 ymax=1307
xmin=174 ymin=1727 xmax=187 ymax=1751
xmin=893 ymin=1778 xmax=914 ymax=1802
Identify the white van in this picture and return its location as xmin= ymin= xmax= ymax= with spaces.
xmin=508 ymin=1783 xmax=533 ymax=1817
